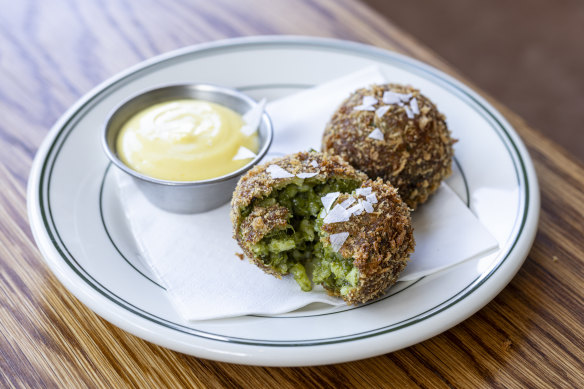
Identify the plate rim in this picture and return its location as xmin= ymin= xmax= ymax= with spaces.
xmin=27 ymin=35 xmax=540 ymax=366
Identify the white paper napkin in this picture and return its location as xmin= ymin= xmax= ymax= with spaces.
xmin=116 ymin=67 xmax=499 ymax=321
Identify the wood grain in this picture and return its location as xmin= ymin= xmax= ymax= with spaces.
xmin=1 ymin=0 xmax=583 ymax=387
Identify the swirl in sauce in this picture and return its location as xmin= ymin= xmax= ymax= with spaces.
xmin=116 ymin=99 xmax=259 ymax=181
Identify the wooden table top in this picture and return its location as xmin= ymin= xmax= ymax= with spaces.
xmin=1 ymin=0 xmax=582 ymax=387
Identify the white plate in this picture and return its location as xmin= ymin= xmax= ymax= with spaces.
xmin=27 ymin=36 xmax=539 ymax=366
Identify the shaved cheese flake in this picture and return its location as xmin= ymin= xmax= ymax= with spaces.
xmin=362 ymin=200 xmax=374 ymax=213
xmin=240 ymin=98 xmax=266 ymax=136
xmin=346 ymin=202 xmax=364 ymax=215
xmin=340 ymin=197 xmax=356 ymax=208
xmin=362 ymin=96 xmax=378 ymax=106
xmin=382 ymin=91 xmax=401 ymax=104
xmin=323 ymin=204 xmax=350 ymax=224
xmin=329 ymin=232 xmax=349 ymax=252
xmin=296 ymin=172 xmax=318 ymax=179
xmin=365 ymin=193 xmax=378 ymax=204
xmin=355 ymin=187 xmax=372 ymax=196
xmin=375 ymin=105 xmax=390 ymax=118
xmin=310 ymin=160 xmax=319 ymax=168
xmin=354 ymin=96 xmax=378 ymax=112
xmin=404 ymin=106 xmax=414 ymax=119
xmin=321 ymin=192 xmax=340 ymax=213
xmin=232 ymin=146 xmax=257 ymax=160
xmin=410 ymin=98 xmax=419 ymax=115
xmin=383 ymin=91 xmax=411 ymax=105
xmin=368 ymin=128 xmax=384 ymax=141
xmin=266 ymin=164 xmax=294 ymax=179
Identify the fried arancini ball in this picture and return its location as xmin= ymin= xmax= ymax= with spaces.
xmin=230 ymin=151 xmax=414 ymax=304
xmin=322 ymin=84 xmax=455 ymax=209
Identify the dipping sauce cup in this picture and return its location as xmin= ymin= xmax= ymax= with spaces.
xmin=102 ymin=84 xmax=273 ymax=213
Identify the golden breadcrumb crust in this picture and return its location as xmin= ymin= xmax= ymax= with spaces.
xmin=322 ymin=84 xmax=456 ymax=209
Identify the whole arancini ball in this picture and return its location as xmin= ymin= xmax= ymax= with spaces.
xmin=322 ymin=84 xmax=456 ymax=209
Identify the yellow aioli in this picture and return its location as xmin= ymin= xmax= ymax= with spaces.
xmin=116 ymin=99 xmax=259 ymax=181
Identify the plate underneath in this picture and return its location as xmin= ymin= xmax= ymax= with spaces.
xmin=27 ymin=36 xmax=539 ymax=366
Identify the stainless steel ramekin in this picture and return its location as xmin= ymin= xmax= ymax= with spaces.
xmin=102 ymin=84 xmax=273 ymax=213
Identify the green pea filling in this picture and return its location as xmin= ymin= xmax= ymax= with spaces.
xmin=312 ymin=241 xmax=360 ymax=292
xmin=244 ymin=177 xmax=361 ymax=294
